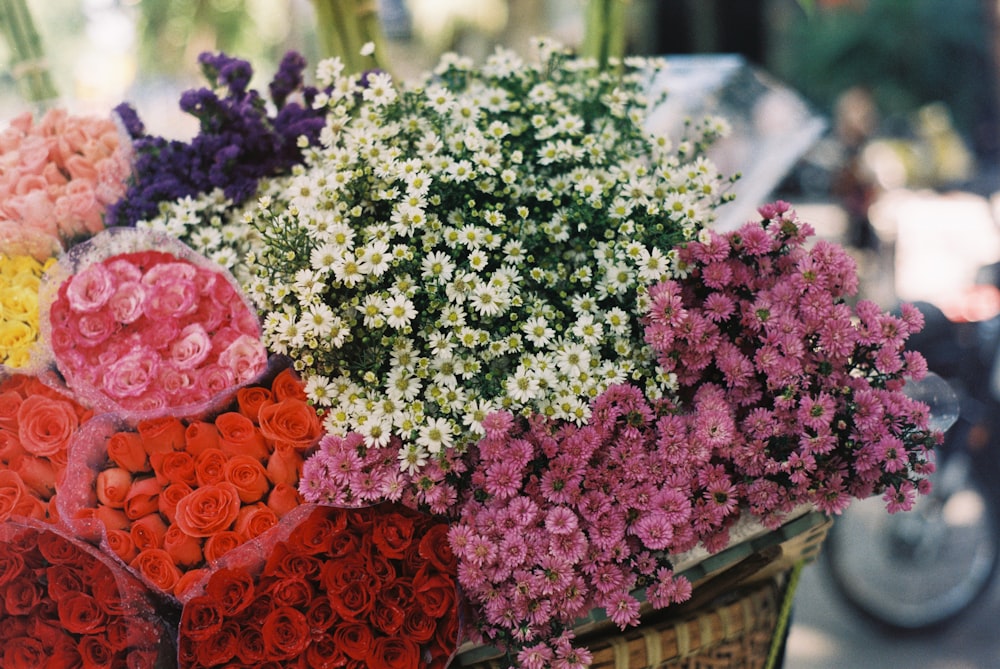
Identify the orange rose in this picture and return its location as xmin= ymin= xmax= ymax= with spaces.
xmin=175 ymin=568 xmax=211 ymax=600
xmin=163 ymin=524 xmax=203 ymax=567
xmin=258 ymin=399 xmax=322 ymax=450
xmin=270 ymin=368 xmax=307 ymax=402
xmin=266 ymin=483 xmax=302 ymax=518
xmin=215 ymin=412 xmax=268 ymax=461
xmin=233 ymin=503 xmax=278 ymax=541
xmin=194 ymin=448 xmax=228 ymax=487
xmin=0 ymin=390 xmax=22 ymax=430
xmin=0 ymin=470 xmax=43 ymax=520
xmin=223 ymin=454 xmax=270 ymax=504
xmin=158 ymin=482 xmax=193 ymax=525
xmin=123 ymin=476 xmax=161 ymax=521
xmin=265 ymin=443 xmax=303 ymax=487
xmin=90 ymin=504 xmax=130 ymax=532
xmin=203 ymin=531 xmax=242 ymax=563
xmin=96 ymin=467 xmax=133 ymax=509
xmin=137 ymin=416 xmax=186 ymax=455
xmin=14 ymin=454 xmax=56 ymax=498
xmin=153 ymin=450 xmax=197 ymax=487
xmin=17 ymin=395 xmax=78 ymax=458
xmin=174 ymin=482 xmax=241 ymax=537
xmin=130 ymin=513 xmax=168 ymax=551
xmin=184 ymin=421 xmax=220 ymax=456
xmin=105 ymin=529 xmax=138 ymax=563
xmin=106 ymin=432 xmax=149 ymax=473
xmin=130 ymin=548 xmax=181 ymax=593
xmin=236 ymin=386 xmax=273 ymax=424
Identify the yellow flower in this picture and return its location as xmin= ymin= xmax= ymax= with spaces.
xmin=0 ymin=254 xmax=51 ymax=368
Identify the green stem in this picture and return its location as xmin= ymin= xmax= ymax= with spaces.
xmin=311 ymin=0 xmax=390 ymax=76
xmin=0 ymin=0 xmax=58 ymax=106
xmin=581 ymin=0 xmax=628 ymax=71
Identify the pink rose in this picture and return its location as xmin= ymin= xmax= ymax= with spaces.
xmin=107 ymin=281 xmax=146 ymax=324
xmin=104 ymin=258 xmax=142 ymax=284
xmin=194 ymin=365 xmax=237 ymax=399
xmin=217 ymin=334 xmax=266 ymax=384
xmin=142 ymin=276 xmax=199 ymax=322
xmin=170 ymin=323 xmax=213 ymax=370
xmin=66 ymin=263 xmax=116 ymax=313
xmin=101 ymin=347 xmax=159 ymax=399
xmin=72 ymin=310 xmax=117 ymax=346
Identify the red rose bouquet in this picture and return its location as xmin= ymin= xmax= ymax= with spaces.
xmin=178 ymin=503 xmax=460 ymax=669
xmin=0 ymin=517 xmax=174 ymax=669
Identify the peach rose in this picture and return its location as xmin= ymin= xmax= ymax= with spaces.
xmin=265 ymin=443 xmax=303 ymax=487
xmin=194 ymin=448 xmax=228 ymax=487
xmin=137 ymin=416 xmax=186 ymax=455
xmin=216 ymin=412 xmax=268 ymax=461
xmin=17 ymin=395 xmax=78 ymax=458
xmin=106 ymin=432 xmax=149 ymax=473
xmin=174 ymin=483 xmax=241 ymax=538
xmin=266 ymin=483 xmax=302 ymax=518
xmin=223 ymin=455 xmax=270 ymax=504
xmin=96 ymin=467 xmax=132 ymax=509
xmin=130 ymin=513 xmax=168 ymax=551
xmin=163 ymin=525 xmax=203 ymax=568
xmin=130 ymin=548 xmax=181 ymax=594
xmin=123 ymin=476 xmax=161 ymax=521
xmin=203 ymin=531 xmax=242 ymax=564
xmin=233 ymin=503 xmax=278 ymax=541
xmin=258 ymin=399 xmax=322 ymax=450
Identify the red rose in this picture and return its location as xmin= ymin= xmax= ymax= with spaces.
xmin=265 ymin=575 xmax=313 ymax=609
xmin=305 ymin=596 xmax=338 ymax=631
xmin=319 ymin=553 xmax=370 ymax=594
xmin=331 ymin=621 xmax=374 ymax=662
xmin=236 ymin=627 xmax=267 ymax=665
xmin=37 ymin=529 xmax=86 ymax=564
xmin=329 ymin=579 xmax=376 ymax=621
xmin=3 ymin=578 xmax=44 ymax=615
xmin=419 ymin=522 xmax=457 ymax=573
xmin=286 ymin=508 xmax=344 ymax=555
xmin=46 ymin=564 xmax=85 ymax=602
xmin=263 ymin=543 xmax=321 ymax=580
xmin=2 ymin=638 xmax=46 ymax=669
xmin=257 ymin=398 xmax=322 ymax=450
xmin=260 ymin=605 xmax=310 ymax=660
xmin=180 ymin=596 xmax=225 ymax=641
xmin=372 ymin=512 xmax=416 ymax=560
xmin=370 ymin=636 xmax=421 ymax=669
xmin=57 ymin=592 xmax=107 ymax=634
xmin=413 ymin=567 xmax=456 ymax=619
xmin=204 ymin=567 xmax=255 ymax=616
xmin=401 ymin=606 xmax=436 ymax=644
xmin=372 ymin=593 xmax=406 ymax=635
xmin=0 ymin=551 xmax=25 ymax=587
xmin=195 ymin=621 xmax=240 ymax=667
xmin=78 ymin=634 xmax=116 ymax=669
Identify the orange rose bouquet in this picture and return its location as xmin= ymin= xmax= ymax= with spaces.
xmin=0 ymin=373 xmax=93 ymax=522
xmin=0 ymin=516 xmax=174 ymax=669
xmin=60 ymin=366 xmax=321 ymax=600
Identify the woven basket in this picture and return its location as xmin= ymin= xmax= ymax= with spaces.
xmin=456 ymin=511 xmax=832 ymax=669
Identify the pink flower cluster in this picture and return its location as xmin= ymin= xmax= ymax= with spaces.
xmin=49 ymin=249 xmax=268 ymax=415
xmin=645 ymin=201 xmax=937 ymax=519
xmin=0 ymin=109 xmax=130 ymax=259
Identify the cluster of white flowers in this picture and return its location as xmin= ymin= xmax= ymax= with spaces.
xmin=245 ymin=40 xmax=733 ymax=473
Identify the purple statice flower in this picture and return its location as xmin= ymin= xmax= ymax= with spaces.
xmin=107 ymin=51 xmax=328 ymax=228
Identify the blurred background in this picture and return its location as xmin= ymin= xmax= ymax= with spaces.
xmin=5 ymin=0 xmax=1000 ymax=666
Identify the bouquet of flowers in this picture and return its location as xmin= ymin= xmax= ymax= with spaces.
xmin=0 ymin=26 xmax=937 ymax=669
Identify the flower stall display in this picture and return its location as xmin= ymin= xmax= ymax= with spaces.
xmin=59 ymin=367 xmax=318 ymax=600
xmin=40 ymin=228 xmax=268 ymax=420
xmin=0 ymin=18 xmax=940 ymax=669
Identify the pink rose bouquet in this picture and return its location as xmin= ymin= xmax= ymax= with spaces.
xmin=41 ymin=228 xmax=268 ymax=419
xmin=0 ymin=109 xmax=130 ymax=260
